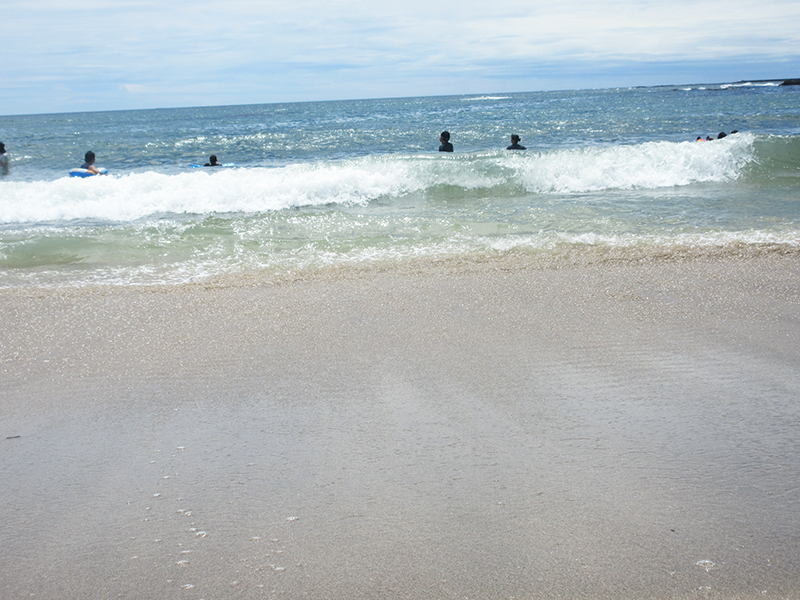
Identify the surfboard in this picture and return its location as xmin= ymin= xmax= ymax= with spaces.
xmin=69 ymin=168 xmax=108 ymax=177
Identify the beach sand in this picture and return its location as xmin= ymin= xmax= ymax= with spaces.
xmin=2 ymin=255 xmax=800 ymax=599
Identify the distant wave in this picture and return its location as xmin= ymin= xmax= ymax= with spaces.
xmin=682 ymin=81 xmax=782 ymax=91
xmin=720 ymin=82 xmax=782 ymax=89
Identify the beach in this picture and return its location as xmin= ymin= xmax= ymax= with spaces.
xmin=2 ymin=254 xmax=799 ymax=599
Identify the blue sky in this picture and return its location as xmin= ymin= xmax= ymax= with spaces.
xmin=2 ymin=0 xmax=799 ymax=116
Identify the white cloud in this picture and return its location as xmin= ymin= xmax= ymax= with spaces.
xmin=1 ymin=0 xmax=799 ymax=114
xmin=121 ymin=84 xmax=149 ymax=94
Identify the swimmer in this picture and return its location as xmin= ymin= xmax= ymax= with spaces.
xmin=204 ymin=154 xmax=222 ymax=166
xmin=0 ymin=142 xmax=7 ymax=175
xmin=439 ymin=131 xmax=453 ymax=152
xmin=507 ymin=134 xmax=526 ymax=150
xmin=82 ymin=151 xmax=106 ymax=175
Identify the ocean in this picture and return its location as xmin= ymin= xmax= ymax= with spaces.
xmin=4 ymin=82 xmax=800 ymax=600
xmin=1 ymin=82 xmax=799 ymax=288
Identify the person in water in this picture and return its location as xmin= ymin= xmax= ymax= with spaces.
xmin=204 ymin=155 xmax=222 ymax=166
xmin=0 ymin=142 xmax=8 ymax=176
xmin=697 ymin=130 xmax=736 ymax=141
xmin=439 ymin=131 xmax=453 ymax=152
xmin=82 ymin=150 xmax=106 ymax=174
xmin=507 ymin=134 xmax=526 ymax=150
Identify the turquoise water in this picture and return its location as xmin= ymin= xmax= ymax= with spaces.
xmin=1 ymin=83 xmax=799 ymax=287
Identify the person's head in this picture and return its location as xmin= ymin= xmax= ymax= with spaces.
xmin=0 ymin=142 xmax=5 ymax=153
xmin=209 ymin=154 xmax=218 ymax=164
xmin=440 ymin=131 xmax=450 ymax=142
xmin=717 ymin=132 xmax=727 ymax=139
xmin=510 ymin=134 xmax=521 ymax=144
xmin=696 ymin=136 xmax=704 ymax=141
xmin=730 ymin=130 xmax=738 ymax=134
xmin=84 ymin=151 xmax=96 ymax=165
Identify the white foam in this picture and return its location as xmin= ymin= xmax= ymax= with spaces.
xmin=0 ymin=159 xmax=425 ymax=224
xmin=510 ymin=135 xmax=755 ymax=193
xmin=0 ymin=134 xmax=759 ymax=225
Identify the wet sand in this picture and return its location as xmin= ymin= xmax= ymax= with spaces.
xmin=2 ymin=255 xmax=800 ymax=599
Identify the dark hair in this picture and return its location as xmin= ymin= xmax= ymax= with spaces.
xmin=511 ymin=134 xmax=521 ymax=143
xmin=717 ymin=132 xmax=727 ymax=139
xmin=0 ymin=142 xmax=5 ymax=152
xmin=440 ymin=131 xmax=450 ymax=141
xmin=210 ymin=155 xmax=217 ymax=163
xmin=84 ymin=150 xmax=96 ymax=164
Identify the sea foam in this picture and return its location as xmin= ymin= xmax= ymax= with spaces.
xmin=0 ymin=135 xmax=759 ymax=225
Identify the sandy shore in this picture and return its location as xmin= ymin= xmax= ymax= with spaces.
xmin=2 ymin=255 xmax=800 ymax=599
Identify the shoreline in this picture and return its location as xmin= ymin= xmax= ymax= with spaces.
xmin=2 ymin=254 xmax=800 ymax=599
xmin=3 ymin=238 xmax=800 ymax=292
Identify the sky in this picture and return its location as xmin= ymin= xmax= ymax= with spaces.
xmin=2 ymin=0 xmax=800 ymax=116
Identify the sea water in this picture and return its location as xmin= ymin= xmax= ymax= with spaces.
xmin=1 ymin=83 xmax=799 ymax=288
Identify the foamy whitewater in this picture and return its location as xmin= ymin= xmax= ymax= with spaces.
xmin=1 ymin=83 xmax=799 ymax=287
